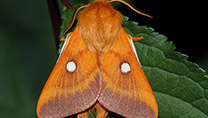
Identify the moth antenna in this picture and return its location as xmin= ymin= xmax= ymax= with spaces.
xmin=63 ymin=4 xmax=89 ymax=36
xmin=107 ymin=0 xmax=153 ymax=18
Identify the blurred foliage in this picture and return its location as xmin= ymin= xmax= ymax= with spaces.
xmin=0 ymin=0 xmax=56 ymax=117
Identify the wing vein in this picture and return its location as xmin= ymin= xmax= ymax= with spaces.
xmin=78 ymin=59 xmax=87 ymax=108
xmin=121 ymin=34 xmax=130 ymax=115
xmin=117 ymin=69 xmax=124 ymax=112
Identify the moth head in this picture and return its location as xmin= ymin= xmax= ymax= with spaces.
xmin=62 ymin=0 xmax=152 ymax=36
xmin=78 ymin=1 xmax=122 ymax=53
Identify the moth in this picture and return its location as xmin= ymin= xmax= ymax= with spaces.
xmin=37 ymin=0 xmax=158 ymax=118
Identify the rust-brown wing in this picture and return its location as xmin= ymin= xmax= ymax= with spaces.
xmin=37 ymin=28 xmax=100 ymax=118
xmin=98 ymin=29 xmax=158 ymax=118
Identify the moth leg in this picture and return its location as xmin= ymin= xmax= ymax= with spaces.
xmin=60 ymin=33 xmax=72 ymax=41
xmin=95 ymin=103 xmax=108 ymax=118
xmin=132 ymin=36 xmax=144 ymax=41
xmin=60 ymin=38 xmax=65 ymax=41
xmin=77 ymin=111 xmax=89 ymax=118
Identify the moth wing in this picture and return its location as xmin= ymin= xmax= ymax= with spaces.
xmin=37 ymin=28 xmax=100 ymax=118
xmin=98 ymin=29 xmax=158 ymax=118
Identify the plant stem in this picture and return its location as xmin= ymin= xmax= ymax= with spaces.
xmin=47 ymin=0 xmax=73 ymax=50
xmin=47 ymin=0 xmax=61 ymax=50
xmin=61 ymin=0 xmax=72 ymax=9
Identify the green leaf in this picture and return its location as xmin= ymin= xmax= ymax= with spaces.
xmin=60 ymin=3 xmax=208 ymax=118
xmin=123 ymin=16 xmax=208 ymax=117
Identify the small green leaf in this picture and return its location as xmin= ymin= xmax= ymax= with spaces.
xmin=59 ymin=4 xmax=82 ymax=38
xmin=58 ymin=4 xmax=82 ymax=54
xmin=60 ymin=3 xmax=208 ymax=118
xmin=59 ymin=9 xmax=73 ymax=38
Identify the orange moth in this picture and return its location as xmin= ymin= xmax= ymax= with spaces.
xmin=37 ymin=0 xmax=158 ymax=118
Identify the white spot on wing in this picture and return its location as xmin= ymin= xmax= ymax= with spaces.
xmin=66 ymin=61 xmax=76 ymax=72
xmin=121 ymin=62 xmax=131 ymax=74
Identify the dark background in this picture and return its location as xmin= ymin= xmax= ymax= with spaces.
xmin=0 ymin=0 xmax=207 ymax=117
xmin=124 ymin=0 xmax=208 ymax=66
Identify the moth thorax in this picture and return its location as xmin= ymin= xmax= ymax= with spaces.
xmin=78 ymin=1 xmax=123 ymax=53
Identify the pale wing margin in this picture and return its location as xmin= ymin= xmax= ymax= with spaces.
xmin=57 ymin=33 xmax=72 ymax=63
xmin=127 ymin=35 xmax=142 ymax=66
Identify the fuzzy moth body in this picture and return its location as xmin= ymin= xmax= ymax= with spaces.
xmin=37 ymin=0 xmax=158 ymax=118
